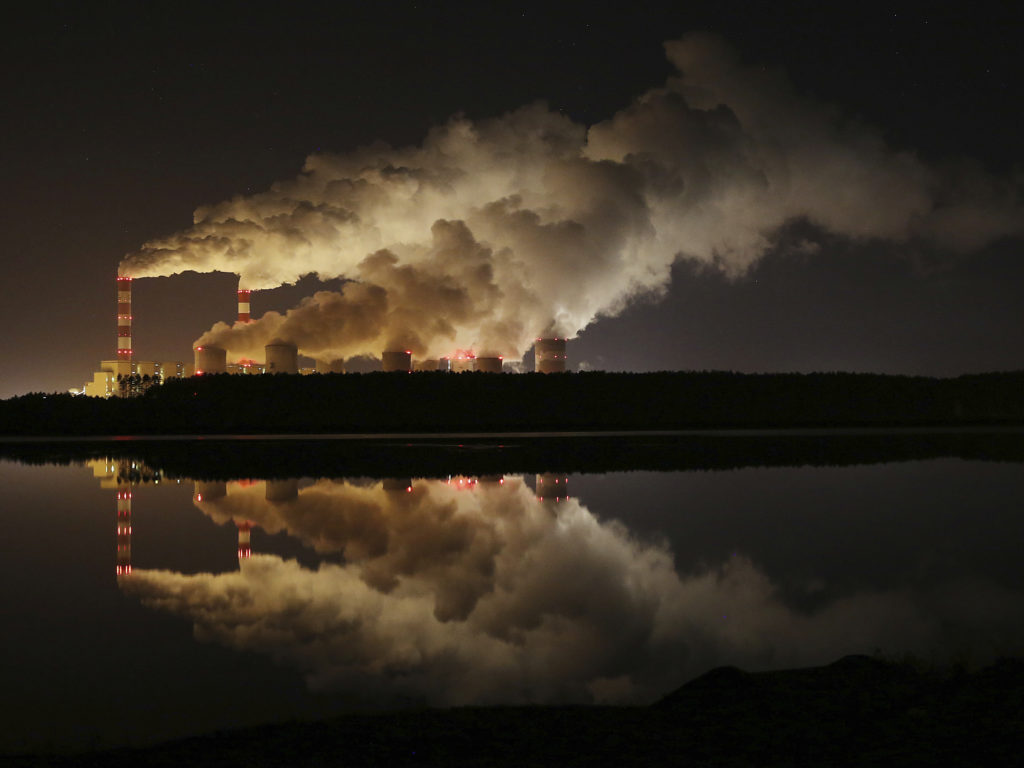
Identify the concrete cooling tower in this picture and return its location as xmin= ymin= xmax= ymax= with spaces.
xmin=265 ymin=342 xmax=299 ymax=374
xmin=534 ymin=338 xmax=566 ymax=373
xmin=474 ymin=357 xmax=503 ymax=373
xmin=194 ymin=345 xmax=227 ymax=374
xmin=382 ymin=350 xmax=412 ymax=372
xmin=316 ymin=359 xmax=345 ymax=373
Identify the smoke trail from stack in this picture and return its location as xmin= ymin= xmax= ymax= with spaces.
xmin=121 ymin=34 xmax=1024 ymax=364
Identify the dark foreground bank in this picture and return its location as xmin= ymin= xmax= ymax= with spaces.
xmin=8 ymin=655 xmax=1021 ymax=767
xmin=3 ymin=370 xmax=1024 ymax=435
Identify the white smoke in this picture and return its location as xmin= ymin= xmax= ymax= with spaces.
xmin=121 ymin=33 xmax=1022 ymax=362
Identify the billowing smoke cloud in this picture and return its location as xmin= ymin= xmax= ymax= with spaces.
xmin=121 ymin=34 xmax=1023 ymax=362
xmin=121 ymin=476 xmax=1024 ymax=706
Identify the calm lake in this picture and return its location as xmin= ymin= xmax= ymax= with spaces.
xmin=2 ymin=433 xmax=1023 ymax=754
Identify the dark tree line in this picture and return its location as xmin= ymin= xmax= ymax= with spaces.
xmin=2 ymin=370 xmax=1023 ymax=436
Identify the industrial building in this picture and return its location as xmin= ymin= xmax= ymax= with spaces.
xmin=78 ymin=276 xmax=191 ymax=396
xmin=80 ymin=276 xmax=569 ymax=395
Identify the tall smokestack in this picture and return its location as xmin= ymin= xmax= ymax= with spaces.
xmin=116 ymin=276 xmax=132 ymax=365
xmin=382 ymin=350 xmax=412 ymax=372
xmin=237 ymin=288 xmax=251 ymax=323
xmin=534 ymin=338 xmax=566 ymax=373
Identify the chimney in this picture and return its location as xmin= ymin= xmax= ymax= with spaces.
xmin=116 ymin=276 xmax=133 ymax=366
xmin=237 ymin=287 xmax=252 ymax=323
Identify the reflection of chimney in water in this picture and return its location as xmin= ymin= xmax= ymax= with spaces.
xmin=237 ymin=521 xmax=252 ymax=560
xmin=115 ymin=487 xmax=132 ymax=575
xmin=536 ymin=473 xmax=569 ymax=504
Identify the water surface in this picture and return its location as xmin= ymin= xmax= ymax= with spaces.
xmin=2 ymin=438 xmax=1022 ymax=753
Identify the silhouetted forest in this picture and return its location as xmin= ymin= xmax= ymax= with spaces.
xmin=2 ymin=370 xmax=1023 ymax=436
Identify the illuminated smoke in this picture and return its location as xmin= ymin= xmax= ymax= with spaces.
xmin=121 ymin=33 xmax=1023 ymax=362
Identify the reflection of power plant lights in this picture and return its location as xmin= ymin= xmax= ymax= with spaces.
xmin=115 ymin=482 xmax=132 ymax=576
xmin=536 ymin=474 xmax=569 ymax=503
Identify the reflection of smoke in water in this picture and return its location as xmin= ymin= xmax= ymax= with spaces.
xmin=118 ymin=475 xmax=1024 ymax=707
xmin=119 ymin=35 xmax=1023 ymax=365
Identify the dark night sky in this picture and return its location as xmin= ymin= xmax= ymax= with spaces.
xmin=1 ymin=0 xmax=1021 ymax=398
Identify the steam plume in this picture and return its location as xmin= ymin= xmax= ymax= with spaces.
xmin=121 ymin=33 xmax=1023 ymax=363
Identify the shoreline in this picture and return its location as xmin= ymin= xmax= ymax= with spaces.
xmin=7 ymin=654 xmax=1021 ymax=766
xmin=3 ymin=370 xmax=1023 ymax=437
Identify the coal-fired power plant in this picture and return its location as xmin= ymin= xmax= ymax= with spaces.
xmin=382 ymin=350 xmax=412 ymax=372
xmin=534 ymin=338 xmax=567 ymax=373
xmin=84 ymin=275 xmax=573 ymax=396
xmin=116 ymin=276 xmax=132 ymax=363
xmin=194 ymin=345 xmax=227 ymax=374
xmin=265 ymin=342 xmax=299 ymax=374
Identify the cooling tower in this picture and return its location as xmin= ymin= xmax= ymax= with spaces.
xmin=382 ymin=350 xmax=412 ymax=372
xmin=116 ymin=276 xmax=132 ymax=364
xmin=237 ymin=288 xmax=251 ymax=323
xmin=316 ymin=358 xmax=345 ymax=373
xmin=265 ymin=342 xmax=298 ymax=374
xmin=474 ymin=356 xmax=503 ymax=373
xmin=194 ymin=344 xmax=227 ymax=374
xmin=450 ymin=355 xmax=474 ymax=373
xmin=534 ymin=338 xmax=567 ymax=373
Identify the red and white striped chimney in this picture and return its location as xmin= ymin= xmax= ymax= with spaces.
xmin=237 ymin=288 xmax=251 ymax=323
xmin=116 ymin=276 xmax=132 ymax=362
